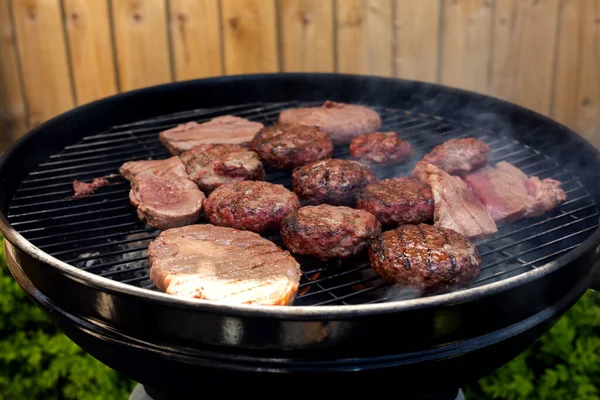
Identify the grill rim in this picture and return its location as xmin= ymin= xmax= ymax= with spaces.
xmin=1 ymin=72 xmax=600 ymax=319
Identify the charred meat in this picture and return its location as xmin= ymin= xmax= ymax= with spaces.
xmin=180 ymin=143 xmax=265 ymax=193
xmin=368 ymin=224 xmax=482 ymax=294
xmin=281 ymin=205 xmax=381 ymax=260
xmin=159 ymin=116 xmax=264 ymax=155
xmin=250 ymin=123 xmax=334 ymax=170
xmin=349 ymin=132 xmax=413 ymax=165
xmin=148 ymin=224 xmax=301 ymax=305
xmin=204 ymin=180 xmax=300 ymax=234
xmin=416 ymin=138 xmax=491 ymax=176
xmin=278 ymin=101 xmax=381 ymax=145
xmin=356 ymin=177 xmax=434 ymax=226
xmin=120 ymin=157 xmax=205 ymax=230
xmin=292 ymin=158 xmax=377 ymax=206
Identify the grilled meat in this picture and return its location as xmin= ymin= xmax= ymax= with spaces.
xmin=204 ymin=180 xmax=300 ymax=234
xmin=159 ymin=116 xmax=264 ymax=155
xmin=291 ymin=158 xmax=377 ymax=206
xmin=180 ymin=143 xmax=265 ymax=193
xmin=356 ymin=177 xmax=434 ymax=226
xmin=349 ymin=132 xmax=413 ymax=165
xmin=278 ymin=101 xmax=381 ymax=145
xmin=119 ymin=157 xmax=205 ymax=230
xmin=250 ymin=123 xmax=334 ymax=170
xmin=368 ymin=224 xmax=482 ymax=294
xmin=281 ymin=205 xmax=381 ymax=260
xmin=465 ymin=161 xmax=567 ymax=222
xmin=148 ymin=224 xmax=301 ymax=305
xmin=72 ymin=177 xmax=110 ymax=197
xmin=413 ymin=161 xmax=497 ymax=241
xmin=416 ymin=138 xmax=491 ymax=176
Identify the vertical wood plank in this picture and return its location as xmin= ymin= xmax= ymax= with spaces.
xmin=490 ymin=0 xmax=559 ymax=115
xmin=221 ymin=0 xmax=278 ymax=74
xmin=279 ymin=0 xmax=334 ymax=72
xmin=336 ymin=0 xmax=393 ymax=76
xmin=111 ymin=0 xmax=172 ymax=91
xmin=12 ymin=0 xmax=74 ymax=127
xmin=64 ymin=0 xmax=118 ymax=105
xmin=169 ymin=0 xmax=223 ymax=80
xmin=394 ymin=0 xmax=441 ymax=82
xmin=0 ymin=0 xmax=28 ymax=141
xmin=440 ymin=0 xmax=493 ymax=93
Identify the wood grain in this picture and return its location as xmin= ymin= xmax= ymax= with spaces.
xmin=440 ymin=0 xmax=493 ymax=93
xmin=64 ymin=0 xmax=118 ymax=105
xmin=169 ymin=0 xmax=223 ymax=80
xmin=111 ymin=0 xmax=172 ymax=91
xmin=394 ymin=0 xmax=441 ymax=82
xmin=336 ymin=0 xmax=394 ymax=76
xmin=279 ymin=0 xmax=334 ymax=72
xmin=11 ymin=0 xmax=74 ymax=127
xmin=0 ymin=0 xmax=28 ymax=141
xmin=221 ymin=0 xmax=278 ymax=74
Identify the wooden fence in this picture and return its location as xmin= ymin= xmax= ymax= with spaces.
xmin=1 ymin=0 xmax=599 ymax=151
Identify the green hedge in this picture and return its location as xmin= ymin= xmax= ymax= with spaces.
xmin=1 ymin=235 xmax=599 ymax=399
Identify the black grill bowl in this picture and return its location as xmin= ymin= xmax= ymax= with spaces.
xmin=1 ymin=73 xmax=600 ymax=394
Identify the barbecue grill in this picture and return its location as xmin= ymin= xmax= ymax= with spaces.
xmin=1 ymin=73 xmax=599 ymax=398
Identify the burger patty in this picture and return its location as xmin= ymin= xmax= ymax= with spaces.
xmin=418 ymin=137 xmax=491 ymax=176
xmin=278 ymin=101 xmax=382 ymax=145
xmin=368 ymin=224 xmax=482 ymax=294
xmin=280 ymin=205 xmax=381 ymax=260
xmin=180 ymin=143 xmax=265 ymax=192
xmin=291 ymin=158 xmax=377 ymax=206
xmin=250 ymin=123 xmax=334 ymax=170
xmin=356 ymin=177 xmax=434 ymax=226
xmin=349 ymin=132 xmax=413 ymax=165
xmin=204 ymin=181 xmax=300 ymax=234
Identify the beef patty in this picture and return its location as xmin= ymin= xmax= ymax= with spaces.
xmin=356 ymin=177 xmax=434 ymax=226
xmin=281 ymin=205 xmax=381 ymax=260
xmin=416 ymin=137 xmax=491 ymax=176
xmin=148 ymin=224 xmax=301 ymax=305
xmin=278 ymin=101 xmax=381 ymax=145
xmin=368 ymin=224 xmax=482 ymax=294
xmin=292 ymin=158 xmax=377 ymax=206
xmin=204 ymin=180 xmax=300 ymax=234
xmin=250 ymin=123 xmax=334 ymax=170
xmin=120 ymin=157 xmax=205 ymax=230
xmin=349 ymin=132 xmax=413 ymax=165
xmin=180 ymin=143 xmax=265 ymax=193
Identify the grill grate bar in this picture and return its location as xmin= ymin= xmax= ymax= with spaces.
xmin=8 ymin=197 xmax=129 ymax=219
xmin=26 ymin=222 xmax=138 ymax=242
xmin=64 ymin=244 xmax=151 ymax=264
xmin=40 ymin=229 xmax=158 ymax=252
xmin=10 ymin=205 xmax=132 ymax=227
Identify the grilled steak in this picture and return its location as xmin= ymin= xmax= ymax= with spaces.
xmin=120 ymin=157 xmax=205 ymax=230
xmin=368 ymin=224 xmax=482 ymax=294
xmin=356 ymin=177 xmax=434 ymax=226
xmin=416 ymin=138 xmax=491 ymax=176
xmin=159 ymin=116 xmax=264 ymax=155
xmin=281 ymin=205 xmax=381 ymax=260
xmin=278 ymin=101 xmax=381 ymax=145
xmin=292 ymin=158 xmax=377 ymax=206
xmin=180 ymin=143 xmax=265 ymax=193
xmin=250 ymin=123 xmax=334 ymax=170
xmin=148 ymin=224 xmax=301 ymax=305
xmin=349 ymin=132 xmax=413 ymax=165
xmin=413 ymin=161 xmax=497 ymax=241
xmin=204 ymin=181 xmax=300 ymax=234
xmin=465 ymin=161 xmax=567 ymax=222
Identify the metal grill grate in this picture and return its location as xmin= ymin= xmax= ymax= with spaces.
xmin=7 ymin=101 xmax=599 ymax=306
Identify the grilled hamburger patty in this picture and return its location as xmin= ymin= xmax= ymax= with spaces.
xmin=180 ymin=143 xmax=265 ymax=192
xmin=278 ymin=101 xmax=381 ymax=145
xmin=292 ymin=158 xmax=377 ymax=206
xmin=357 ymin=177 xmax=434 ymax=226
xmin=416 ymin=137 xmax=491 ymax=176
xmin=120 ymin=157 xmax=205 ymax=230
xmin=250 ymin=123 xmax=334 ymax=170
xmin=349 ymin=132 xmax=413 ymax=165
xmin=204 ymin=181 xmax=300 ymax=234
xmin=148 ymin=224 xmax=301 ymax=305
xmin=368 ymin=224 xmax=482 ymax=294
xmin=281 ymin=205 xmax=381 ymax=259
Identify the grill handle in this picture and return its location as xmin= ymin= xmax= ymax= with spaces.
xmin=590 ymin=252 xmax=600 ymax=291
